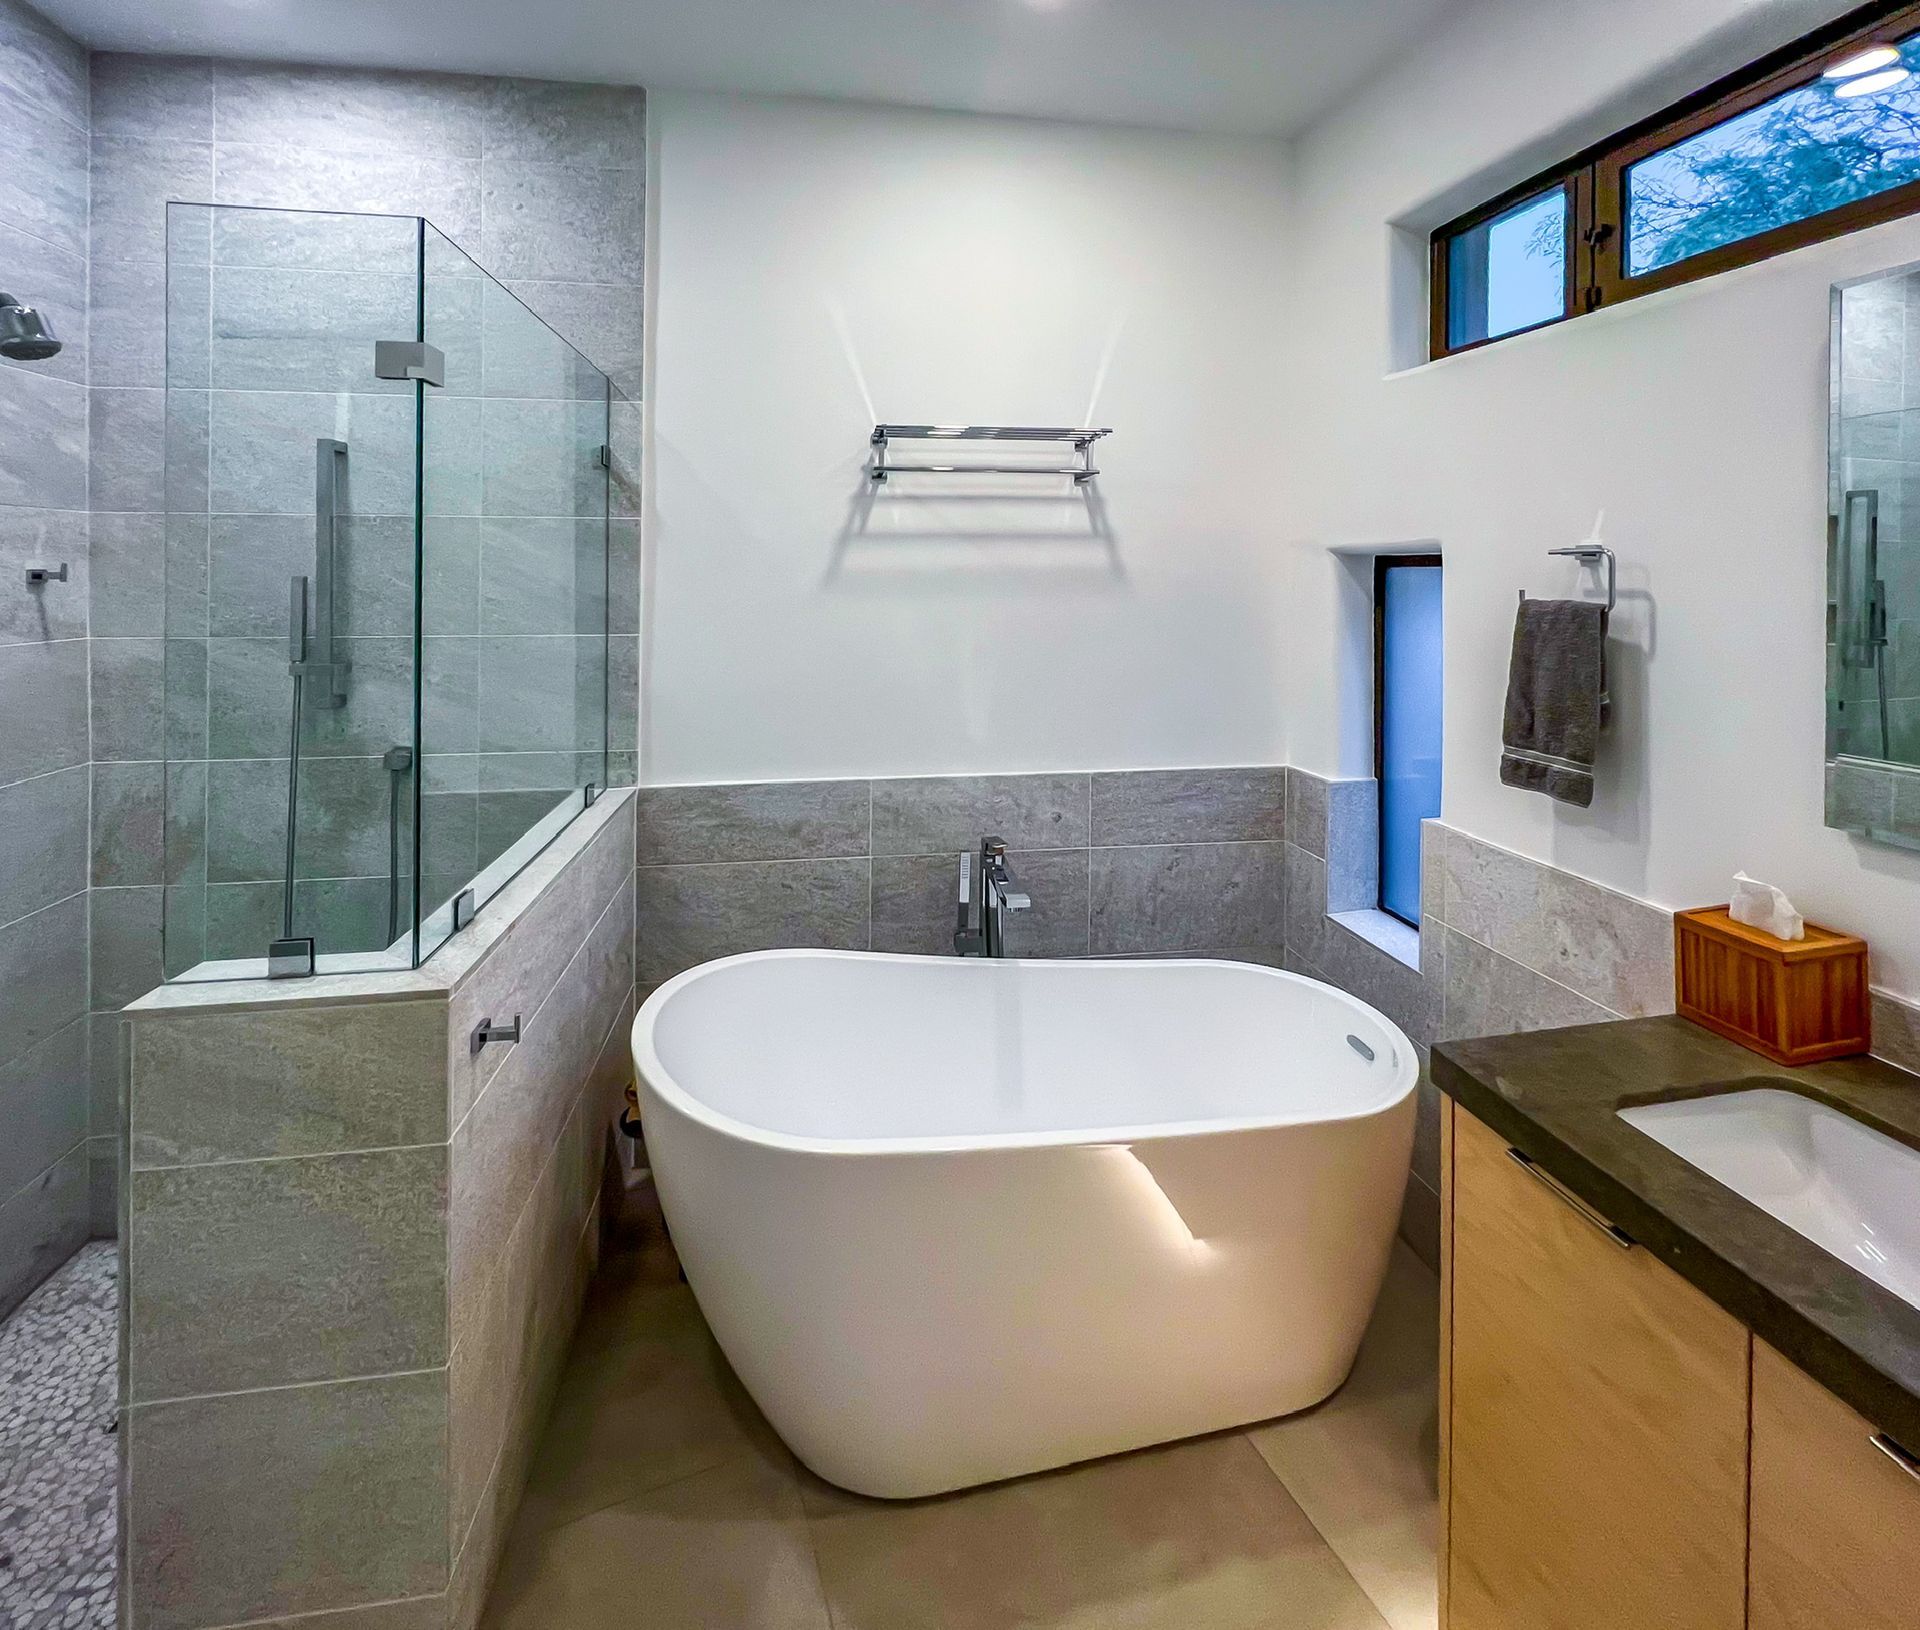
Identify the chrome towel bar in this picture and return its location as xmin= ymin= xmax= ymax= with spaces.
xmin=871 ymin=424 xmax=1112 ymax=484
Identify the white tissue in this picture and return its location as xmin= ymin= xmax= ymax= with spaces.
xmin=1729 ymin=873 xmax=1805 ymax=942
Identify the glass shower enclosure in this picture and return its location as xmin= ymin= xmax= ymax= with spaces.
xmin=163 ymin=204 xmax=613 ymax=979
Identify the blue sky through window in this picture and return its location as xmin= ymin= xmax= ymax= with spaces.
xmin=1629 ymin=31 xmax=1920 ymax=274
xmin=1447 ymin=187 xmax=1567 ymax=348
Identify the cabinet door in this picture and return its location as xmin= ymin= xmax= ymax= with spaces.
xmin=1750 ymin=1339 xmax=1920 ymax=1630
xmin=1446 ymin=1107 xmax=1749 ymax=1630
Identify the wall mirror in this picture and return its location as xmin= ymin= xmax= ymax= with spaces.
xmin=1829 ymin=264 xmax=1920 ymax=849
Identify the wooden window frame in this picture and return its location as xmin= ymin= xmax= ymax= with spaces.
xmin=1373 ymin=552 xmax=1443 ymax=929
xmin=1431 ymin=0 xmax=1920 ymax=360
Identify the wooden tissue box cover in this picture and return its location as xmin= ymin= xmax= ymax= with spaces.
xmin=1674 ymin=906 xmax=1869 ymax=1066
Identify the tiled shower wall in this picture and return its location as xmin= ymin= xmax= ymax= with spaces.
xmin=71 ymin=50 xmax=644 ymax=1249
xmin=0 ymin=0 xmax=93 ymax=1315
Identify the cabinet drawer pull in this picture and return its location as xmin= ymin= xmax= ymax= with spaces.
xmin=1871 ymin=1432 xmax=1920 ymax=1485
xmin=1506 ymin=1147 xmax=1635 ymax=1249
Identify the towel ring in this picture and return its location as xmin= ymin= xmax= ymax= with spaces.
xmin=1517 ymin=543 xmax=1615 ymax=726
xmin=1519 ymin=543 xmax=1615 ymax=618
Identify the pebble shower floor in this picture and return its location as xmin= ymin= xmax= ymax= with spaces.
xmin=0 ymin=1244 xmax=117 ymax=1628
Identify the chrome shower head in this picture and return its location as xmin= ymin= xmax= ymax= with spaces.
xmin=0 ymin=292 xmax=61 ymax=361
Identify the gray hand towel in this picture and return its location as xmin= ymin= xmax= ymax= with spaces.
xmin=1500 ymin=599 xmax=1606 ymax=808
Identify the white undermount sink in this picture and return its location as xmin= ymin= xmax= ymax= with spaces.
xmin=1618 ymin=1088 xmax=1920 ymax=1312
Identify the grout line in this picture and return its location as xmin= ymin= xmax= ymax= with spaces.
xmin=132 ymin=1137 xmax=447 ymax=1177
xmin=130 ymin=1361 xmax=446 ymax=1412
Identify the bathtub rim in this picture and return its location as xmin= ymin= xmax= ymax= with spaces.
xmin=631 ymin=949 xmax=1419 ymax=1158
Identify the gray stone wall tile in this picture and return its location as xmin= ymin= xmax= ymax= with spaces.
xmin=128 ymin=1144 xmax=448 ymax=1399
xmin=1088 ymin=842 xmax=1285 ymax=956
xmin=1871 ymin=987 xmax=1920 ymax=1074
xmin=0 ymin=81 xmax=87 ymax=257
xmin=0 ymin=639 xmax=85 ymax=780
xmin=88 ymin=257 xmax=167 ymax=386
xmin=0 ymin=1139 xmax=88 ymax=1318
xmin=0 ymin=763 xmax=86 ymax=926
xmin=0 ymin=0 xmax=88 ymax=134
xmin=873 ymin=848 xmax=1089 ymax=958
xmin=1398 ymin=1173 xmax=1440 ymax=1274
xmin=1441 ymin=926 xmax=1616 ymax=1042
xmin=214 ymin=61 xmax=490 ymax=158
xmin=0 ymin=508 xmax=88 ymax=645
xmin=502 ymin=278 xmax=643 ymax=399
xmin=447 ymin=804 xmax=633 ymax=1122
xmin=450 ymin=875 xmax=632 ymax=1353
xmin=208 ymin=264 xmax=419 ymax=393
xmin=209 ymin=388 xmax=416 ymax=516
xmin=0 ymin=892 xmax=86 ymax=1073
xmin=636 ymin=780 xmax=871 ymax=866
xmin=480 ymin=160 xmax=643 ymax=283
xmin=0 ymin=1016 xmax=88 ymax=1203
xmin=1285 ymin=767 xmax=1328 ymax=858
xmin=1324 ymin=778 xmax=1378 ymax=913
xmin=1442 ymin=830 xmax=1673 ymax=1017
xmin=0 ymin=364 xmax=87 ymax=510
xmin=88 ymin=511 xmax=165 ymax=636
xmin=635 ymin=858 xmax=869 ymax=985
xmin=90 ymin=52 xmax=213 ymax=141
xmin=1090 ymin=766 xmax=1286 ymax=847
xmin=214 ymin=143 xmax=483 ymax=249
xmin=485 ymin=80 xmax=645 ymax=168
xmin=88 ymin=384 xmax=164 ymax=512
xmin=90 ymin=135 xmax=213 ymax=265
xmin=89 ymin=636 xmax=163 ymax=762
xmin=872 ymin=773 xmax=1090 ymax=856
xmin=1319 ymin=915 xmax=1439 ymax=1047
xmin=127 ymin=1369 xmax=449 ymax=1630
xmin=90 ymin=884 xmax=164 ymax=1009
xmin=478 ymin=396 xmax=612 ymax=516
xmin=1281 ymin=841 xmax=1328 ymax=970
xmin=129 ymin=998 xmax=446 ymax=1168
xmin=478 ymin=516 xmax=607 ymax=636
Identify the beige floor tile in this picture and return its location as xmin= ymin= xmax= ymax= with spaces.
xmin=800 ymin=1430 xmax=1390 ymax=1630
xmin=513 ymin=1274 xmax=786 ymax=1537
xmin=482 ymin=1449 xmax=831 ymax=1630
xmin=1246 ymin=1242 xmax=1440 ymax=1630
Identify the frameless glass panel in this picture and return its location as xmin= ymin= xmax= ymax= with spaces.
xmin=164 ymin=203 xmax=424 ymax=980
xmin=1379 ymin=561 xmax=1444 ymax=925
xmin=416 ymin=223 xmax=610 ymax=963
xmin=1446 ymin=186 xmax=1569 ymax=349
xmin=1630 ymin=30 xmax=1920 ymax=277
xmin=1827 ymin=266 xmax=1920 ymax=850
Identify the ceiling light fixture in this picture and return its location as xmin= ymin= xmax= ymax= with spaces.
xmin=1834 ymin=65 xmax=1913 ymax=98
xmin=1824 ymin=44 xmax=1902 ymax=79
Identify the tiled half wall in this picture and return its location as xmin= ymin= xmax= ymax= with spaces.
xmin=120 ymin=791 xmax=636 ymax=1630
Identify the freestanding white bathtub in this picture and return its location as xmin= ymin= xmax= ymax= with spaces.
xmin=631 ymin=950 xmax=1417 ymax=1499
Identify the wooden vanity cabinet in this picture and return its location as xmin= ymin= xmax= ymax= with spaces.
xmin=1441 ymin=1103 xmax=1751 ymax=1630
xmin=1749 ymin=1338 xmax=1920 ymax=1630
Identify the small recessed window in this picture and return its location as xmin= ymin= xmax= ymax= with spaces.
xmin=1375 ymin=557 xmax=1444 ymax=927
xmin=1442 ymin=185 xmax=1571 ymax=350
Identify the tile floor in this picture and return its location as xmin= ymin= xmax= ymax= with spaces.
xmin=0 ymin=1242 xmax=120 ymax=1630
xmin=482 ymin=1223 xmax=1439 ymax=1630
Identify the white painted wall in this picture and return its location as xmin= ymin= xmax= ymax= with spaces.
xmin=1284 ymin=0 xmax=1920 ymax=998
xmin=643 ymin=91 xmax=1291 ymax=784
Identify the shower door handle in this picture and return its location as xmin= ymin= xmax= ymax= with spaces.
xmin=312 ymin=438 xmax=350 ymax=707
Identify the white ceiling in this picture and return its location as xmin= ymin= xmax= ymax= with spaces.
xmin=39 ymin=0 xmax=1463 ymax=138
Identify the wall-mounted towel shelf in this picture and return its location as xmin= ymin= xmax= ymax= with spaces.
xmin=870 ymin=425 xmax=1112 ymax=484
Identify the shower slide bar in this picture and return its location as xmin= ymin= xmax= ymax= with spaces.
xmin=870 ymin=424 xmax=1112 ymax=484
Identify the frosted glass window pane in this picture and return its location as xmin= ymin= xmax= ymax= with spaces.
xmin=1380 ymin=564 xmax=1443 ymax=926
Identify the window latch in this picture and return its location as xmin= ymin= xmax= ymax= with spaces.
xmin=1583 ymin=222 xmax=1616 ymax=248
xmin=1583 ymin=286 xmax=1604 ymax=312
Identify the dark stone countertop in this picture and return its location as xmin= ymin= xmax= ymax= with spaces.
xmin=1432 ymin=1014 xmax=1920 ymax=1451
